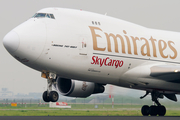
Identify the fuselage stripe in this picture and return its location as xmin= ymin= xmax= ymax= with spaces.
xmin=93 ymin=53 xmax=180 ymax=64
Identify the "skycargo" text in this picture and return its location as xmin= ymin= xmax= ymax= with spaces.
xmin=91 ymin=56 xmax=123 ymax=68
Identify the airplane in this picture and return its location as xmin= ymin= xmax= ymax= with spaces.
xmin=3 ymin=7 xmax=180 ymax=116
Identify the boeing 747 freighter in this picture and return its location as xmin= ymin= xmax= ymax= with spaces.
xmin=3 ymin=8 xmax=180 ymax=116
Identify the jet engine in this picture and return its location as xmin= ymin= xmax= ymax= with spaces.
xmin=54 ymin=77 xmax=105 ymax=98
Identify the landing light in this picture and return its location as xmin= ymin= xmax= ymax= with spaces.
xmin=174 ymin=70 xmax=178 ymax=73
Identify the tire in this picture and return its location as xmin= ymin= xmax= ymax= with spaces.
xmin=141 ymin=105 xmax=150 ymax=116
xmin=149 ymin=105 xmax=158 ymax=116
xmin=157 ymin=105 xmax=166 ymax=116
xmin=42 ymin=91 xmax=50 ymax=102
xmin=49 ymin=91 xmax=59 ymax=102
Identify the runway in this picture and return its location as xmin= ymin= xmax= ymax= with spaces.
xmin=0 ymin=116 xmax=180 ymax=120
xmin=0 ymin=109 xmax=59 ymax=111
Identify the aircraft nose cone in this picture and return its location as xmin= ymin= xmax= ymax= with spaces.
xmin=3 ymin=31 xmax=20 ymax=53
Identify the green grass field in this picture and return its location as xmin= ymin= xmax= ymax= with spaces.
xmin=0 ymin=104 xmax=180 ymax=116
xmin=0 ymin=109 xmax=180 ymax=116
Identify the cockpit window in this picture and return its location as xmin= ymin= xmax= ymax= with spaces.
xmin=33 ymin=13 xmax=55 ymax=19
xmin=50 ymin=14 xmax=55 ymax=19
xmin=35 ymin=13 xmax=46 ymax=18
xmin=32 ymin=13 xmax=37 ymax=18
xmin=46 ymin=14 xmax=51 ymax=18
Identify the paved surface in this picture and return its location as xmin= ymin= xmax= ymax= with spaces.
xmin=0 ymin=116 xmax=180 ymax=120
xmin=0 ymin=109 xmax=59 ymax=111
xmin=0 ymin=108 xmax=179 ymax=111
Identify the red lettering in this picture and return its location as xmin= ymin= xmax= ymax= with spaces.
xmin=99 ymin=58 xmax=104 ymax=67
xmin=105 ymin=57 xmax=109 ymax=66
xmin=91 ymin=56 xmax=96 ymax=64
xmin=91 ymin=56 xmax=124 ymax=68
xmin=115 ymin=60 xmax=119 ymax=68
xmin=112 ymin=60 xmax=116 ymax=66
xmin=108 ymin=59 xmax=112 ymax=66
xmin=119 ymin=61 xmax=123 ymax=67
xmin=95 ymin=56 xmax=99 ymax=65
xmin=91 ymin=56 xmax=100 ymax=65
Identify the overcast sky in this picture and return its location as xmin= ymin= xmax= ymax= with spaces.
xmin=1 ymin=0 xmax=180 ymax=96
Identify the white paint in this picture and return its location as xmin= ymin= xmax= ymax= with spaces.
xmin=3 ymin=7 xmax=180 ymax=96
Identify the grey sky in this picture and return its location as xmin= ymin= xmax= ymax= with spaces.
xmin=1 ymin=0 xmax=180 ymax=95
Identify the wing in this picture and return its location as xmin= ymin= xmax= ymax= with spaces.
xmin=150 ymin=65 xmax=180 ymax=83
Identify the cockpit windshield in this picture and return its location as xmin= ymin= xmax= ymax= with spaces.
xmin=33 ymin=13 xmax=55 ymax=19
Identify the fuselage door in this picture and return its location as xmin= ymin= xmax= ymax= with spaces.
xmin=79 ymin=36 xmax=88 ymax=55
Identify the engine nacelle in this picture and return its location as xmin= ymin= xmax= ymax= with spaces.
xmin=54 ymin=77 xmax=105 ymax=98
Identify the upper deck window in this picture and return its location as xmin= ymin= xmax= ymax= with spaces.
xmin=33 ymin=13 xmax=55 ymax=19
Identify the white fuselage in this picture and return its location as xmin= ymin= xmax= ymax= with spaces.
xmin=3 ymin=8 xmax=180 ymax=94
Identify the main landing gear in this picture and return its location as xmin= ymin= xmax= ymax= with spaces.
xmin=42 ymin=72 xmax=59 ymax=102
xmin=140 ymin=91 xmax=166 ymax=116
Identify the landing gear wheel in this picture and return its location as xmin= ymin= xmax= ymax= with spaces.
xmin=43 ymin=91 xmax=50 ymax=102
xmin=141 ymin=105 xmax=150 ymax=116
xmin=157 ymin=105 xmax=166 ymax=116
xmin=149 ymin=105 xmax=158 ymax=116
xmin=49 ymin=91 xmax=59 ymax=102
xmin=140 ymin=91 xmax=168 ymax=116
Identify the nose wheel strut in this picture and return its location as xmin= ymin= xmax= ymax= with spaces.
xmin=42 ymin=72 xmax=59 ymax=102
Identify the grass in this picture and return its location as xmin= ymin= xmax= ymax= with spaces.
xmin=0 ymin=104 xmax=180 ymax=116
xmin=0 ymin=110 xmax=141 ymax=116
xmin=0 ymin=110 xmax=180 ymax=116
xmin=0 ymin=103 xmax=142 ymax=109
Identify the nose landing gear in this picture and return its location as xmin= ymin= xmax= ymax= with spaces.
xmin=42 ymin=72 xmax=59 ymax=102
xmin=141 ymin=91 xmax=166 ymax=116
xmin=43 ymin=90 xmax=59 ymax=102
